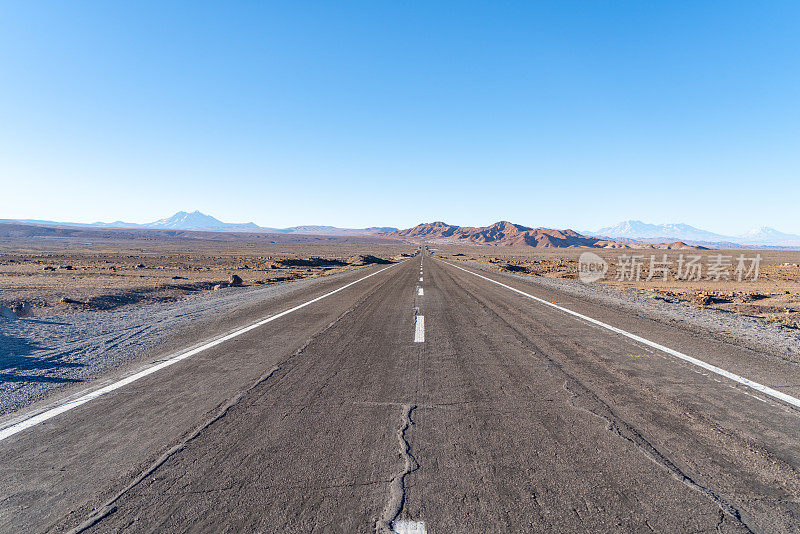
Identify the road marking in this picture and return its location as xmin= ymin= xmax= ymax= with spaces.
xmin=418 ymin=288 xmax=424 ymax=296
xmin=0 ymin=261 xmax=406 ymax=443
xmin=419 ymin=277 xmax=423 ymax=282
xmin=414 ymin=316 xmax=425 ymax=342
xmin=394 ymin=520 xmax=427 ymax=533
xmin=446 ymin=261 xmax=800 ymax=411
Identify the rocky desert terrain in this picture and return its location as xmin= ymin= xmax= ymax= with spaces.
xmin=0 ymin=224 xmax=415 ymax=318
xmin=435 ymin=245 xmax=800 ymax=330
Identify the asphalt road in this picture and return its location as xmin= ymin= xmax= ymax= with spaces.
xmin=2 ymin=252 xmax=800 ymax=533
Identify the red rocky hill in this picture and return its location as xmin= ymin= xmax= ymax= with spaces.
xmin=388 ymin=221 xmax=703 ymax=249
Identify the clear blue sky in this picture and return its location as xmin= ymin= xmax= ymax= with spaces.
xmin=2 ymin=1 xmax=799 ymax=233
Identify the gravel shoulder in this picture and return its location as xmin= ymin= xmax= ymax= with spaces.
xmin=463 ymin=260 xmax=800 ymax=365
xmin=0 ymin=266 xmax=378 ymax=416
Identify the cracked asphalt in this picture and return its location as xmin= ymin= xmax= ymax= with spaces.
xmin=2 ymin=252 xmax=800 ymax=532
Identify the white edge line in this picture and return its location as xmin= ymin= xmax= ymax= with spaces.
xmin=0 ymin=261 xmax=406 ymax=442
xmin=445 ymin=261 xmax=800 ymax=410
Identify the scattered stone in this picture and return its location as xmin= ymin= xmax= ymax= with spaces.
xmin=503 ymin=264 xmax=530 ymax=273
xmin=59 ymin=265 xmax=75 ymax=270
xmin=229 ymin=274 xmax=243 ymax=286
xmin=280 ymin=257 xmax=349 ymax=267
xmin=734 ymin=292 xmax=768 ymax=304
xmin=172 ymin=276 xmax=187 ymax=280
xmin=213 ymin=283 xmax=228 ymax=291
xmin=359 ymin=255 xmax=392 ymax=265
xmin=59 ymin=297 xmax=83 ymax=304
xmin=43 ymin=265 xmax=56 ymax=271
xmin=11 ymin=301 xmax=32 ymax=317
xmin=135 ymin=264 xmax=145 ymax=268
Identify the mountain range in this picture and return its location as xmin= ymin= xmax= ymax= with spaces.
xmin=594 ymin=220 xmax=800 ymax=247
xmin=389 ymin=221 xmax=698 ymax=249
xmin=4 ymin=211 xmax=799 ymax=248
xmin=1 ymin=211 xmax=397 ymax=236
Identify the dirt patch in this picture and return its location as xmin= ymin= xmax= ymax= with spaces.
xmin=0 ymin=236 xmax=412 ymax=317
xmin=439 ymin=246 xmax=800 ymax=329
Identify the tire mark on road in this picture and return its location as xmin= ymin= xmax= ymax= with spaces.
xmin=67 ymin=262 xmax=403 ymax=532
xmin=435 ymin=262 xmax=757 ymax=531
xmin=561 ymin=379 xmax=754 ymax=533
xmin=68 ymin=365 xmax=282 ymax=534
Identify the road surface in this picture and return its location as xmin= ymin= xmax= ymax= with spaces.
xmin=2 ymin=252 xmax=800 ymax=533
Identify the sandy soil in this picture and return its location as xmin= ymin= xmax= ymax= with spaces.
xmin=0 ymin=235 xmax=416 ymax=317
xmin=432 ymin=246 xmax=800 ymax=330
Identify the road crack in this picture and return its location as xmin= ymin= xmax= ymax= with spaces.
xmin=67 ymin=365 xmax=281 ymax=533
xmin=562 ymin=379 xmax=754 ymax=533
xmin=376 ymin=404 xmax=418 ymax=534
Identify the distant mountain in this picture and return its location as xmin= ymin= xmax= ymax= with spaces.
xmin=595 ymin=220 xmax=800 ymax=247
xmin=389 ymin=221 xmax=700 ymax=249
xmin=276 ymin=225 xmax=398 ymax=236
xmin=737 ymin=227 xmax=800 ymax=245
xmin=1 ymin=211 xmax=397 ymax=236
xmin=595 ymin=220 xmax=730 ymax=242
xmin=141 ymin=210 xmax=260 ymax=231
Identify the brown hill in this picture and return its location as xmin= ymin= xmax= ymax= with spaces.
xmin=388 ymin=221 xmax=705 ymax=249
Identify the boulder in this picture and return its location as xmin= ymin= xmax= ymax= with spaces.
xmin=11 ymin=301 xmax=32 ymax=317
xmin=229 ymin=274 xmax=243 ymax=286
xmin=0 ymin=306 xmax=17 ymax=320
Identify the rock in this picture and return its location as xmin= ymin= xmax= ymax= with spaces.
xmin=213 ymin=283 xmax=229 ymax=291
xmin=43 ymin=265 xmax=56 ymax=271
xmin=0 ymin=306 xmax=17 ymax=320
xmin=59 ymin=297 xmax=82 ymax=304
xmin=59 ymin=265 xmax=74 ymax=270
xmin=229 ymin=274 xmax=243 ymax=286
xmin=135 ymin=264 xmax=145 ymax=268
xmin=172 ymin=276 xmax=187 ymax=280
xmin=11 ymin=301 xmax=32 ymax=317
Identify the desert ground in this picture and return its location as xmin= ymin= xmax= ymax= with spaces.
xmin=432 ymin=245 xmax=800 ymax=329
xmin=0 ymin=231 xmax=416 ymax=317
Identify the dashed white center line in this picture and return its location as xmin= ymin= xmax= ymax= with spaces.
xmin=394 ymin=520 xmax=427 ymax=533
xmin=418 ymin=287 xmax=424 ymax=296
xmin=414 ymin=316 xmax=425 ymax=342
xmin=419 ymin=277 xmax=423 ymax=282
